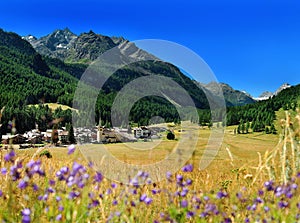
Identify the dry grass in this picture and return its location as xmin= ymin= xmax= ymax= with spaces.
xmin=2 ymin=111 xmax=300 ymax=222
xmin=15 ymin=124 xmax=279 ymax=192
xmin=28 ymin=103 xmax=76 ymax=111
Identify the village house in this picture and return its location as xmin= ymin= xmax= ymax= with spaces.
xmin=133 ymin=126 xmax=151 ymax=139
xmin=2 ymin=134 xmax=27 ymax=144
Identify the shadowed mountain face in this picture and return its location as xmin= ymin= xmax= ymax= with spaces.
xmin=198 ymin=82 xmax=256 ymax=107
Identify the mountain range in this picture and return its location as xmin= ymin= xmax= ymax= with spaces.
xmin=254 ymin=83 xmax=292 ymax=101
xmin=0 ymin=27 xmax=296 ymax=110
xmin=0 ymin=27 xmax=299 ymax=133
xmin=22 ymin=28 xmax=265 ymax=107
xmin=22 ymin=28 xmax=146 ymax=63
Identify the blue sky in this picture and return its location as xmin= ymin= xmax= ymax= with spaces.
xmin=0 ymin=0 xmax=299 ymax=97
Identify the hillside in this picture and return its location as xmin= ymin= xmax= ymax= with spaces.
xmin=226 ymin=83 xmax=300 ymax=132
xmin=0 ymin=28 xmax=210 ymax=134
xmin=0 ymin=28 xmax=79 ymax=108
xmin=200 ymin=82 xmax=256 ymax=107
xmin=26 ymin=28 xmax=258 ymax=107
xmin=2 ymin=27 xmax=299 ymax=135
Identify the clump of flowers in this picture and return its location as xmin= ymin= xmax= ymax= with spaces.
xmin=1 ymin=146 xmax=300 ymax=222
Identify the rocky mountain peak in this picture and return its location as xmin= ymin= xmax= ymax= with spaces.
xmin=198 ymin=82 xmax=256 ymax=107
xmin=22 ymin=35 xmax=37 ymax=42
xmin=275 ymin=83 xmax=291 ymax=95
xmin=259 ymin=91 xmax=273 ymax=98
xmin=256 ymin=83 xmax=292 ymax=101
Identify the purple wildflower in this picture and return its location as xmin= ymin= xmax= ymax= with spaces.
xmin=144 ymin=197 xmax=153 ymax=205
xmin=88 ymin=161 xmax=94 ymax=168
xmin=216 ymin=191 xmax=227 ymax=199
xmin=236 ymin=192 xmax=243 ymax=199
xmin=182 ymin=164 xmax=193 ymax=172
xmin=106 ymin=188 xmax=112 ymax=195
xmin=286 ymin=191 xmax=293 ymax=199
xmin=223 ymin=218 xmax=232 ymax=223
xmin=4 ymin=150 xmax=15 ymax=163
xmin=56 ymin=214 xmax=62 ymax=221
xmin=56 ymin=196 xmax=62 ymax=202
xmin=42 ymin=193 xmax=49 ymax=201
xmin=1 ymin=167 xmax=7 ymax=175
xmin=18 ymin=179 xmax=28 ymax=189
xmin=130 ymin=177 xmax=139 ymax=187
xmin=152 ymin=189 xmax=160 ymax=195
xmin=140 ymin=194 xmax=147 ymax=202
xmin=21 ymin=208 xmax=31 ymax=223
xmin=264 ymin=180 xmax=274 ymax=191
xmin=47 ymin=187 xmax=55 ymax=193
xmin=275 ymin=186 xmax=283 ymax=197
xmin=200 ymin=211 xmax=208 ymax=218
xmin=68 ymin=191 xmax=80 ymax=200
xmin=68 ymin=144 xmax=76 ymax=155
xmin=205 ymin=203 xmax=219 ymax=215
xmin=0 ymin=190 xmax=2 ymax=197
xmin=92 ymin=199 xmax=100 ymax=207
xmin=186 ymin=178 xmax=193 ymax=185
xmin=112 ymin=200 xmax=118 ymax=205
xmin=49 ymin=179 xmax=55 ymax=186
xmin=32 ymin=184 xmax=39 ymax=191
xmin=21 ymin=208 xmax=31 ymax=216
xmin=278 ymin=200 xmax=288 ymax=209
xmin=22 ymin=215 xmax=31 ymax=223
xmin=61 ymin=166 xmax=69 ymax=174
xmin=186 ymin=211 xmax=195 ymax=218
xmin=94 ymin=172 xmax=103 ymax=183
xmin=181 ymin=200 xmax=188 ymax=208
xmin=264 ymin=206 xmax=270 ymax=213
xmin=180 ymin=188 xmax=189 ymax=197
xmin=130 ymin=189 xmax=137 ymax=195
xmin=26 ymin=160 xmax=35 ymax=168
xmin=166 ymin=171 xmax=172 ymax=180
xmin=83 ymin=173 xmax=89 ymax=179
xmin=250 ymin=204 xmax=257 ymax=211
xmin=254 ymin=197 xmax=263 ymax=204
xmin=71 ymin=162 xmax=83 ymax=175
xmin=10 ymin=165 xmax=21 ymax=181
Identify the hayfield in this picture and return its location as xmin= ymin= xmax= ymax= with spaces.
xmin=0 ymin=111 xmax=300 ymax=222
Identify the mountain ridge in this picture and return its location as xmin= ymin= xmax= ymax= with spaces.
xmin=23 ymin=28 xmax=260 ymax=107
xmin=198 ymin=82 xmax=256 ymax=107
xmin=255 ymin=83 xmax=292 ymax=101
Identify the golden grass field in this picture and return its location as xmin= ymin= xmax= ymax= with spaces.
xmin=3 ymin=110 xmax=300 ymax=222
xmin=29 ymin=103 xmax=76 ymax=111
xmin=15 ymin=125 xmax=279 ymax=191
